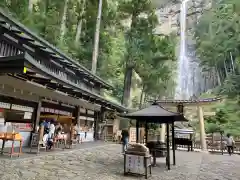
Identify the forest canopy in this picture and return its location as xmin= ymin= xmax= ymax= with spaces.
xmin=195 ymin=0 xmax=240 ymax=136
xmin=0 ymin=0 xmax=177 ymax=109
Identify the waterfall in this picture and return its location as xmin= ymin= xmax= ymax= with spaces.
xmin=175 ymin=0 xmax=193 ymax=100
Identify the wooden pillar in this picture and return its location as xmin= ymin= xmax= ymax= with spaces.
xmin=197 ymin=105 xmax=207 ymax=152
xmin=160 ymin=124 xmax=166 ymax=142
xmin=75 ymin=106 xmax=81 ymax=126
xmin=69 ymin=123 xmax=75 ymax=148
xmin=190 ymin=134 xmax=193 ymax=151
xmin=136 ymin=120 xmax=139 ymax=143
xmin=166 ymin=123 xmax=170 ymax=170
xmin=93 ymin=111 xmax=99 ymax=140
xmin=100 ymin=106 xmax=106 ymax=140
xmin=100 ymin=107 xmax=106 ymax=122
xmin=144 ymin=122 xmax=148 ymax=144
xmin=220 ymin=132 xmax=223 ymax=155
xmin=34 ymin=98 xmax=42 ymax=133
xmin=171 ymin=121 xmax=176 ymax=165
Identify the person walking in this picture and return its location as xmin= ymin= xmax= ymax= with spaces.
xmin=226 ymin=133 xmax=235 ymax=155
xmin=121 ymin=129 xmax=129 ymax=153
xmin=84 ymin=125 xmax=88 ymax=139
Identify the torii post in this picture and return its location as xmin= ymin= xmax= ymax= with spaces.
xmin=157 ymin=97 xmax=221 ymax=152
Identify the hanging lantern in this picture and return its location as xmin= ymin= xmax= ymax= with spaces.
xmin=177 ymin=103 xmax=184 ymax=114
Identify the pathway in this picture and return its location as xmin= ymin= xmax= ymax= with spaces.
xmin=0 ymin=143 xmax=240 ymax=180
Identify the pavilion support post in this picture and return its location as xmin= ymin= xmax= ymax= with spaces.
xmin=136 ymin=120 xmax=139 ymax=143
xmin=197 ymin=105 xmax=207 ymax=152
xmin=145 ymin=122 xmax=148 ymax=144
xmin=34 ymin=98 xmax=42 ymax=133
xmin=166 ymin=123 xmax=170 ymax=170
xmin=190 ymin=134 xmax=193 ymax=151
xmin=94 ymin=111 xmax=98 ymax=140
xmin=171 ymin=121 xmax=176 ymax=165
xmin=160 ymin=124 xmax=166 ymax=142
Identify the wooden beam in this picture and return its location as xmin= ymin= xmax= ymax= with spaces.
xmin=0 ymin=84 xmax=39 ymax=103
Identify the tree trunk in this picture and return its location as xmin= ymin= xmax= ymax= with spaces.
xmin=91 ymin=0 xmax=103 ymax=74
xmin=223 ymin=60 xmax=229 ymax=78
xmin=29 ymin=0 xmax=40 ymax=12
xmin=215 ymin=67 xmax=222 ymax=86
xmin=122 ymin=66 xmax=133 ymax=107
xmin=230 ymin=52 xmax=235 ymax=73
xmin=121 ymin=9 xmax=138 ymax=107
xmin=28 ymin=0 xmax=34 ymax=12
xmin=42 ymin=0 xmax=49 ymax=37
xmin=59 ymin=0 xmax=69 ymax=43
xmin=75 ymin=0 xmax=86 ymax=46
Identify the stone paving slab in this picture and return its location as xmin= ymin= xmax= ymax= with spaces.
xmin=0 ymin=144 xmax=240 ymax=180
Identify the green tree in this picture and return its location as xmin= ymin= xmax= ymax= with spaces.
xmin=1 ymin=0 xmax=176 ymax=108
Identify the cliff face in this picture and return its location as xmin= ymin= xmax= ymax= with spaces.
xmin=154 ymin=0 xmax=212 ymax=36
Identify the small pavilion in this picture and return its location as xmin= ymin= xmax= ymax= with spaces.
xmin=121 ymin=102 xmax=188 ymax=170
xmin=157 ymin=96 xmax=221 ymax=152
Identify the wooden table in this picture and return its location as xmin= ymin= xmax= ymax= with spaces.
xmin=0 ymin=133 xmax=23 ymax=158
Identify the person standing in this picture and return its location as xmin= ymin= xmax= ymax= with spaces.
xmin=74 ymin=124 xmax=82 ymax=143
xmin=84 ymin=125 xmax=88 ymax=139
xmin=49 ymin=120 xmax=55 ymax=138
xmin=226 ymin=133 xmax=235 ymax=155
xmin=121 ymin=129 xmax=129 ymax=153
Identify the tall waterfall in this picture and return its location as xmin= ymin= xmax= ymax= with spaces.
xmin=175 ymin=0 xmax=198 ymax=100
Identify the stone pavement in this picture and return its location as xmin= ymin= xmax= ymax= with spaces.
xmin=0 ymin=143 xmax=240 ymax=180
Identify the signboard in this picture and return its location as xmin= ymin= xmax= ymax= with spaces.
xmin=79 ymin=116 xmax=87 ymax=120
xmin=86 ymin=117 xmax=94 ymax=121
xmin=80 ymin=108 xmax=86 ymax=113
xmin=87 ymin=110 xmax=94 ymax=115
xmin=125 ymin=155 xmax=144 ymax=174
xmin=129 ymin=128 xmax=136 ymax=143
xmin=30 ymin=133 xmax=39 ymax=147
xmin=41 ymin=107 xmax=72 ymax=116
xmin=0 ymin=102 xmax=11 ymax=109
xmin=11 ymin=104 xmax=34 ymax=112
xmin=24 ymin=112 xmax=32 ymax=119
xmin=12 ymin=123 xmax=32 ymax=131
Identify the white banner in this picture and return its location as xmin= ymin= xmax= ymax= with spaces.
xmin=11 ymin=104 xmax=34 ymax=112
xmin=86 ymin=117 xmax=94 ymax=121
xmin=24 ymin=112 xmax=32 ymax=119
xmin=41 ymin=107 xmax=72 ymax=116
xmin=0 ymin=102 xmax=11 ymax=109
xmin=80 ymin=108 xmax=85 ymax=113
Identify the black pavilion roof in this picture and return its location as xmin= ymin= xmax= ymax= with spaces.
xmin=120 ymin=103 xmax=188 ymax=123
